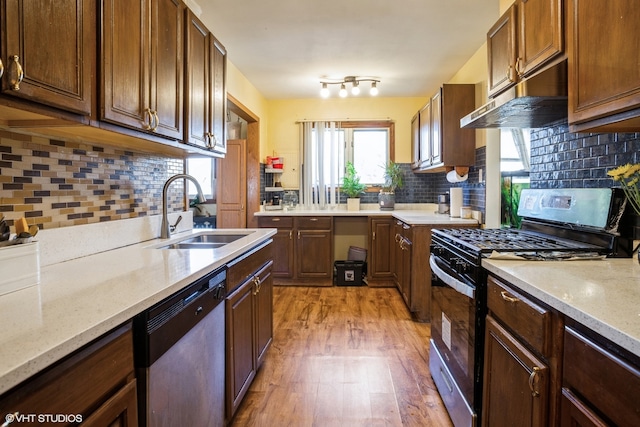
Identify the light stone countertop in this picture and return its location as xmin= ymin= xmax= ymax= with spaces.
xmin=483 ymin=257 xmax=640 ymax=357
xmin=255 ymin=203 xmax=479 ymax=226
xmin=0 ymin=227 xmax=276 ymax=395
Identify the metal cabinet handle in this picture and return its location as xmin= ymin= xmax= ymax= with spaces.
xmin=515 ymin=57 xmax=524 ymax=78
xmin=395 ymin=233 xmax=402 ymax=243
xmin=143 ymin=108 xmax=154 ymax=130
xmin=272 ymin=218 xmax=281 ymax=222
xmin=500 ymin=290 xmax=519 ymax=303
xmin=297 ymin=231 xmax=301 ymax=239
xmin=289 ymin=230 xmax=292 ymax=240
xmin=310 ymin=218 xmax=318 ymax=221
xmin=0 ymin=58 xmax=4 ymax=79
xmin=252 ymin=276 xmax=261 ymax=295
xmin=528 ymin=366 xmax=541 ymax=397
xmin=152 ymin=110 xmax=159 ymax=131
xmin=204 ymin=132 xmax=213 ymax=148
xmin=372 ymin=231 xmax=376 ymax=241
xmin=506 ymin=65 xmax=515 ymax=83
xmin=8 ymin=55 xmax=23 ymax=90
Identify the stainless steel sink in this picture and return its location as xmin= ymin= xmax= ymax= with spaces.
xmin=155 ymin=232 xmax=252 ymax=249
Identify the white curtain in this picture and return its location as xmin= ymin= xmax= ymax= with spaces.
xmin=300 ymin=121 xmax=341 ymax=208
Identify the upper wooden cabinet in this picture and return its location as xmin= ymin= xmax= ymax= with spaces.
xmin=0 ymin=0 xmax=94 ymax=115
xmin=413 ymin=84 xmax=476 ymax=173
xmin=185 ymin=9 xmax=227 ymax=155
xmin=488 ymin=0 xmax=564 ymax=97
xmin=101 ymin=0 xmax=184 ymax=140
xmin=567 ymin=0 xmax=640 ymax=132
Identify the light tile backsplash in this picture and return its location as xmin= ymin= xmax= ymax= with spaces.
xmin=0 ymin=130 xmax=186 ymax=231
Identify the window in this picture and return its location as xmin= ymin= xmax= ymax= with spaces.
xmin=186 ymin=157 xmax=216 ymax=201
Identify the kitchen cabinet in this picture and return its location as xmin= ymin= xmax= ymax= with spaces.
xmin=483 ymin=275 xmax=564 ymax=427
xmin=258 ymin=216 xmax=333 ymax=286
xmin=226 ymin=241 xmax=274 ymax=421
xmin=567 ymin=0 xmax=640 ymax=132
xmin=412 ymin=84 xmax=476 ymax=173
xmin=393 ymin=220 xmax=412 ymax=306
xmin=0 ymin=0 xmax=94 ymax=115
xmin=561 ymin=324 xmax=640 ymax=427
xmin=0 ymin=323 xmax=137 ymax=426
xmin=487 ymin=0 xmax=564 ymax=97
xmin=101 ymin=0 xmax=184 ymax=140
xmin=367 ymin=217 xmax=394 ymax=286
xmin=185 ymin=9 xmax=227 ymax=154
xmin=410 ymin=113 xmax=420 ymax=170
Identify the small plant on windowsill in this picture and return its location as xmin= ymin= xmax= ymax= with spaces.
xmin=342 ymin=162 xmax=367 ymax=211
xmin=379 ymin=160 xmax=404 ymax=211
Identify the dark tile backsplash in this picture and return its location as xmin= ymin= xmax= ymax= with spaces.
xmin=529 ymin=119 xmax=640 ymax=189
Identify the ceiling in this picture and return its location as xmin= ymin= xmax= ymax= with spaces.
xmin=188 ymin=0 xmax=500 ymax=100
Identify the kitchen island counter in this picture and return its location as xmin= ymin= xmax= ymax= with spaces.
xmin=483 ymin=257 xmax=640 ymax=357
xmin=0 ymin=227 xmax=276 ymax=395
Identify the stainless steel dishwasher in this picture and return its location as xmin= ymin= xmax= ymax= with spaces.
xmin=134 ymin=267 xmax=226 ymax=427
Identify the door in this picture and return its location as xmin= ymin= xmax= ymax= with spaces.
xmin=418 ymin=102 xmax=431 ymax=167
xmin=216 ymin=139 xmax=247 ymax=228
xmin=430 ymin=88 xmax=442 ymax=166
xmin=487 ymin=4 xmax=517 ymax=97
xmin=518 ymin=0 xmax=563 ymax=77
xmin=210 ymin=37 xmax=227 ymax=154
xmin=1 ymin=0 xmax=94 ymax=114
xmin=296 ymin=229 xmax=332 ymax=279
xmin=255 ymin=264 xmax=273 ymax=365
xmin=184 ymin=10 xmax=211 ymax=149
xmin=483 ymin=316 xmax=549 ymax=427
xmin=369 ymin=217 xmax=393 ymax=280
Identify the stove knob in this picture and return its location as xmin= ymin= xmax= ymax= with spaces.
xmin=432 ymin=245 xmax=444 ymax=256
xmin=454 ymin=258 xmax=469 ymax=273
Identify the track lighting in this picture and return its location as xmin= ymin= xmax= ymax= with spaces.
xmin=319 ymin=76 xmax=380 ymax=98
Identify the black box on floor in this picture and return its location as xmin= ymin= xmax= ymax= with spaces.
xmin=334 ymin=260 xmax=366 ymax=286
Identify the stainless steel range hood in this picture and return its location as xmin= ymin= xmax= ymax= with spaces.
xmin=460 ymin=61 xmax=567 ymax=129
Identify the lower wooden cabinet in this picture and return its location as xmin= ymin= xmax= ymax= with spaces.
xmin=483 ymin=275 xmax=563 ymax=427
xmin=225 ymin=241 xmax=274 ymax=421
xmin=561 ymin=324 xmax=640 ymax=427
xmin=367 ymin=216 xmax=394 ymax=286
xmin=0 ymin=323 xmax=137 ymax=426
xmin=258 ymin=216 xmax=332 ymax=285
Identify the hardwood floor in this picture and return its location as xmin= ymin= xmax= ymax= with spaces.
xmin=229 ymin=285 xmax=453 ymax=427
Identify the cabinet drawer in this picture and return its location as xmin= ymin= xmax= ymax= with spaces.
xmin=563 ymin=326 xmax=640 ymax=427
xmin=227 ymin=240 xmax=273 ymax=291
xmin=295 ymin=216 xmax=331 ymax=230
xmin=258 ymin=216 xmax=293 ymax=228
xmin=487 ymin=276 xmax=550 ymax=356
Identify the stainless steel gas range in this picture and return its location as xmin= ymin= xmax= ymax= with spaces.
xmin=428 ymin=188 xmax=633 ymax=427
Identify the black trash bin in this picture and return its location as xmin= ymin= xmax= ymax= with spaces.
xmin=334 ymin=260 xmax=366 ymax=286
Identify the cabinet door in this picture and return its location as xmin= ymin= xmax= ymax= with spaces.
xmin=518 ymin=0 xmax=563 ymax=77
xmin=226 ymin=278 xmax=256 ymax=418
xmin=272 ymin=228 xmax=294 ymax=278
xmin=560 ymin=388 xmax=608 ymax=427
xmin=568 ymin=0 xmax=640 ymax=129
xmin=399 ymin=235 xmax=412 ymax=307
xmin=210 ymin=37 xmax=227 ymax=154
xmin=296 ymin=229 xmax=332 ymax=278
xmin=82 ymin=379 xmax=138 ymax=427
xmin=2 ymin=0 xmax=94 ymax=114
xmin=255 ymin=264 xmax=273 ymax=366
xmin=410 ymin=113 xmax=420 ymax=168
xmin=101 ymin=0 xmax=150 ymax=129
xmin=150 ymin=0 xmax=183 ymax=139
xmin=418 ymin=102 xmax=431 ymax=168
xmin=430 ymin=89 xmax=442 ymax=166
xmin=392 ymin=220 xmax=403 ymax=286
xmin=369 ymin=218 xmax=393 ymax=279
xmin=184 ymin=10 xmax=211 ymax=149
xmin=483 ymin=316 xmax=549 ymax=427
xmin=487 ymin=4 xmax=517 ymax=97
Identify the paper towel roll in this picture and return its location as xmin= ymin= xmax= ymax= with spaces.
xmin=446 ymin=170 xmax=468 ymax=183
xmin=450 ymin=187 xmax=463 ymax=217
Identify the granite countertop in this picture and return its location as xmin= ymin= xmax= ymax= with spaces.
xmin=255 ymin=204 xmax=479 ymax=226
xmin=483 ymin=257 xmax=640 ymax=357
xmin=0 ymin=227 xmax=276 ymax=395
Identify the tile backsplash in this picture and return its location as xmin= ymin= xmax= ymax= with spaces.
xmin=0 ymin=130 xmax=185 ymax=230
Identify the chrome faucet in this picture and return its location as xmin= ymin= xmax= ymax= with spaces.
xmin=161 ymin=174 xmax=206 ymax=239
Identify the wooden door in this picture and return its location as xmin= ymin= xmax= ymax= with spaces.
xmin=101 ymin=0 xmax=150 ymax=129
xmin=568 ymin=0 xmax=640 ymax=127
xmin=483 ymin=316 xmax=549 ymax=427
xmin=392 ymin=220 xmax=403 ymax=289
xmin=225 ymin=278 xmax=256 ymax=419
xmin=518 ymin=0 xmax=563 ymax=77
xmin=210 ymin=37 xmax=227 ymax=154
xmin=296 ymin=229 xmax=332 ymax=279
xmin=430 ymin=88 xmax=442 ymax=166
xmin=487 ymin=4 xmax=517 ymax=97
xmin=410 ymin=113 xmax=420 ymax=168
xmin=560 ymin=388 xmax=607 ymax=427
xmin=2 ymin=0 xmax=94 ymax=114
xmin=418 ymin=102 xmax=431 ymax=168
xmin=399 ymin=233 xmax=412 ymax=307
xmin=184 ymin=10 xmax=211 ymax=149
xmin=369 ymin=217 xmax=394 ymax=280
xmin=149 ymin=0 xmax=183 ymax=139
xmin=255 ymin=263 xmax=273 ymax=366
xmin=217 ymin=139 xmax=247 ymax=228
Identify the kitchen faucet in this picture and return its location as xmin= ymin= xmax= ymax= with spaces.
xmin=161 ymin=174 xmax=206 ymax=239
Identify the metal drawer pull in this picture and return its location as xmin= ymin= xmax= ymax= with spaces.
xmin=310 ymin=218 xmax=318 ymax=221
xmin=528 ymin=366 xmax=541 ymax=397
xmin=500 ymin=291 xmax=519 ymax=303
xmin=289 ymin=230 xmax=292 ymax=240
xmin=152 ymin=110 xmax=159 ymax=131
xmin=0 ymin=58 xmax=4 ymax=79
xmin=272 ymin=218 xmax=280 ymax=221
xmin=439 ymin=367 xmax=454 ymax=393
xmin=8 ymin=55 xmax=23 ymax=90
xmin=144 ymin=108 xmax=154 ymax=130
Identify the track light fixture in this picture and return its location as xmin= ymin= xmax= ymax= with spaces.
xmin=319 ymin=76 xmax=380 ymax=98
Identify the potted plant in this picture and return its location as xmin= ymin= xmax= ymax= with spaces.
xmin=342 ymin=162 xmax=367 ymax=211
xmin=379 ymin=160 xmax=404 ymax=210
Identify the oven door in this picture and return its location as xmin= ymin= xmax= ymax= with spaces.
xmin=429 ymin=254 xmax=481 ymax=427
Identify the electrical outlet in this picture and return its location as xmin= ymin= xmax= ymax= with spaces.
xmin=478 ymin=168 xmax=483 ymax=183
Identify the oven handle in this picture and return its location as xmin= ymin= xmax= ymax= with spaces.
xmin=430 ymin=254 xmax=475 ymax=299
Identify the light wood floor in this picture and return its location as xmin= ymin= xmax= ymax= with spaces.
xmin=229 ymin=285 xmax=453 ymax=427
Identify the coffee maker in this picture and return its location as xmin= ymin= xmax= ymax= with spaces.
xmin=437 ymin=193 xmax=450 ymax=214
